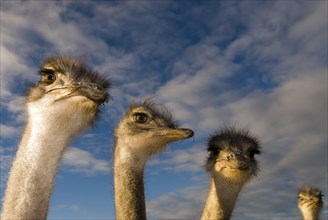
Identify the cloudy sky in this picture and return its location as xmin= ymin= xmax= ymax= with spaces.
xmin=0 ymin=1 xmax=327 ymax=219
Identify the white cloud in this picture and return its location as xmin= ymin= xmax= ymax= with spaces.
xmin=226 ymin=71 xmax=327 ymax=138
xmin=0 ymin=124 xmax=20 ymax=138
xmin=2 ymin=1 xmax=109 ymax=56
xmin=155 ymin=43 xmax=241 ymax=132
xmin=148 ymin=144 xmax=207 ymax=173
xmin=289 ymin=1 xmax=327 ymax=45
xmin=147 ymin=186 xmax=206 ymax=219
xmin=62 ymin=147 xmax=111 ymax=176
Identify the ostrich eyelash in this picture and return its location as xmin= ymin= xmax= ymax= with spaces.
xmin=39 ymin=68 xmax=56 ymax=75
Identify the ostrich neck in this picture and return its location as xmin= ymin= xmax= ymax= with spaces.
xmin=1 ymin=117 xmax=73 ymax=219
xmin=201 ymin=175 xmax=244 ymax=220
xmin=114 ymin=139 xmax=148 ymax=220
xmin=300 ymin=207 xmax=321 ymax=220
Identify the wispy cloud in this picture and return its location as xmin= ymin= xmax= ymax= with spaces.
xmin=0 ymin=124 xmax=20 ymax=138
xmin=62 ymin=147 xmax=111 ymax=176
xmin=147 ymin=186 xmax=206 ymax=219
xmin=51 ymin=204 xmax=83 ymax=213
xmin=149 ymin=144 xmax=207 ymax=173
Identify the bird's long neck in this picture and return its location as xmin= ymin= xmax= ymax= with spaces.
xmin=1 ymin=115 xmax=74 ymax=219
xmin=201 ymin=174 xmax=245 ymax=220
xmin=114 ymin=138 xmax=148 ymax=220
xmin=299 ymin=206 xmax=321 ymax=220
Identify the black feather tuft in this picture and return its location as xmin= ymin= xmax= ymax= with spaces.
xmin=207 ymin=126 xmax=261 ymax=155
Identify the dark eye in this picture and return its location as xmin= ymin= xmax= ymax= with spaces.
xmin=134 ymin=113 xmax=149 ymax=123
xmin=208 ymin=147 xmax=219 ymax=158
xmin=249 ymin=149 xmax=260 ymax=159
xmin=41 ymin=69 xmax=56 ymax=84
xmin=212 ymin=149 xmax=219 ymax=156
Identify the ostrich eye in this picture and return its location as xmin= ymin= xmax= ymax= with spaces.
xmin=41 ymin=69 xmax=56 ymax=84
xmin=209 ymin=148 xmax=219 ymax=158
xmin=249 ymin=149 xmax=260 ymax=159
xmin=134 ymin=113 xmax=149 ymax=124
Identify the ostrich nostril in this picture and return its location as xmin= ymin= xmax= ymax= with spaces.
xmin=226 ymin=154 xmax=233 ymax=161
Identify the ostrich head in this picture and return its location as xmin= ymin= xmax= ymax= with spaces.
xmin=26 ymin=56 xmax=110 ymax=135
xmin=114 ymin=100 xmax=194 ymax=157
xmin=298 ymin=187 xmax=324 ymax=213
xmin=205 ymin=127 xmax=261 ymax=182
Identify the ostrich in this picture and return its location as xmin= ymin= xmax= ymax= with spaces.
xmin=201 ymin=127 xmax=261 ymax=220
xmin=113 ymin=100 xmax=194 ymax=220
xmin=298 ymin=186 xmax=324 ymax=220
xmin=1 ymin=56 xmax=110 ymax=219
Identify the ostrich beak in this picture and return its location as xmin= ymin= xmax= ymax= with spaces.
xmin=158 ymin=127 xmax=194 ymax=141
xmin=51 ymin=84 xmax=109 ymax=105
xmin=77 ymin=84 xmax=109 ymax=104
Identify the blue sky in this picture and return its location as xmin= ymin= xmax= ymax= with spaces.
xmin=0 ymin=1 xmax=327 ymax=219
